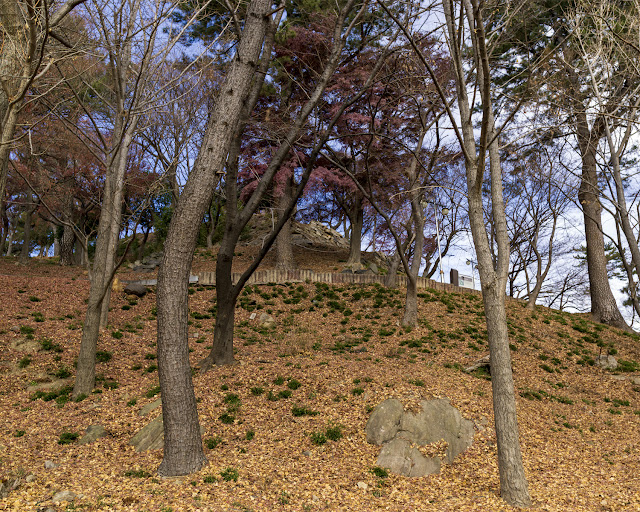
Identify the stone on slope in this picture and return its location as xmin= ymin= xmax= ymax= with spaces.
xmin=79 ymin=425 xmax=108 ymax=445
xmin=365 ymin=398 xmax=404 ymax=445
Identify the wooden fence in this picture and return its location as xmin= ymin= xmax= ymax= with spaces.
xmin=195 ymin=268 xmax=481 ymax=296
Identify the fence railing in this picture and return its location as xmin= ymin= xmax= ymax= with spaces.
xmin=195 ymin=268 xmax=481 ymax=296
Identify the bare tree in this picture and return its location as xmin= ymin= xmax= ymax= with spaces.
xmin=0 ymin=0 xmax=87 ymax=213
xmin=72 ymin=0 xmax=206 ymax=398
xmin=384 ymin=0 xmax=533 ymax=505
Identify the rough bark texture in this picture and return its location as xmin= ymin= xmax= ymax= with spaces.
xmin=577 ymin=129 xmax=628 ymax=329
xmin=155 ymin=0 xmax=271 ymax=476
xmin=346 ymin=193 xmax=363 ymax=266
xmin=59 ymin=223 xmax=75 ymax=266
xmin=19 ymin=205 xmax=32 ymax=264
xmin=275 ymin=175 xmax=296 ymax=270
xmin=440 ymin=0 xmax=531 ymax=506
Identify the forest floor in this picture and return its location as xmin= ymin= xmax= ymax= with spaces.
xmin=0 ymin=250 xmax=640 ymax=511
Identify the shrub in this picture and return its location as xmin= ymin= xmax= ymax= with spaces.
xmin=96 ymin=350 xmax=113 ymax=363
xmin=205 ymin=437 xmax=223 ymax=449
xmin=58 ymin=431 xmax=79 ymax=445
xmin=220 ymin=467 xmax=239 ymax=482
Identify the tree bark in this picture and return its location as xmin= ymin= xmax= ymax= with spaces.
xmin=275 ymin=174 xmax=296 ymax=270
xmin=59 ymin=223 xmax=75 ymax=265
xmin=439 ymin=0 xmax=531 ymax=506
xmin=346 ymin=192 xmax=363 ymax=266
xmin=155 ymin=0 xmax=272 ymax=477
xmin=577 ymin=127 xmax=628 ymax=329
xmin=19 ymin=203 xmax=33 ymax=264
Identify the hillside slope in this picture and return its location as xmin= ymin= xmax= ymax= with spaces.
xmin=0 ymin=255 xmax=639 ymax=511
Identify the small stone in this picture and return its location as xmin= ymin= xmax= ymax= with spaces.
xmin=596 ymin=355 xmax=618 ymax=370
xmin=258 ymin=313 xmax=275 ymax=328
xmin=249 ymin=312 xmax=257 ymax=320
xmin=25 ymin=475 xmax=36 ymax=483
xmin=9 ymin=325 xmax=20 ymax=333
xmin=357 ymin=481 xmax=368 ymax=490
xmin=79 ymin=425 xmax=108 ymax=445
xmin=302 ymin=451 xmax=311 ymax=457
xmin=52 ymin=490 xmax=77 ymax=503
xmin=44 ymin=460 xmax=58 ymax=469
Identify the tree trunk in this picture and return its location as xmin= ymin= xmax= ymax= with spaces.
xmin=385 ymin=250 xmax=401 ymax=288
xmin=346 ymin=193 xmax=363 ymax=266
xmin=19 ymin=205 xmax=33 ymax=264
xmin=276 ymin=174 xmax=296 ymax=270
xmin=155 ymin=0 xmax=271 ymax=477
xmin=578 ymin=136 xmax=628 ymax=329
xmin=441 ymin=0 xmax=531 ymax=505
xmin=59 ymin=224 xmax=75 ymax=265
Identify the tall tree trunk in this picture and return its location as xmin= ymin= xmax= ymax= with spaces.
xmin=440 ymin=0 xmax=531 ymax=506
xmin=73 ymin=127 xmax=133 ymax=397
xmin=577 ymin=130 xmax=628 ymax=329
xmin=276 ymin=174 xmax=296 ymax=270
xmin=155 ymin=0 xmax=271 ymax=477
xmin=346 ymin=192 xmax=363 ymax=266
xmin=19 ymin=204 xmax=33 ymax=264
xmin=59 ymin=223 xmax=75 ymax=265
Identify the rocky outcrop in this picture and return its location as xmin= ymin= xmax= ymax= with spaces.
xmin=366 ymin=398 xmax=475 ymax=477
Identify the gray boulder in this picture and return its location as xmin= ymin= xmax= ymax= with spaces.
xmin=138 ymin=398 xmax=161 ymax=417
xmin=130 ymin=414 xmax=205 ymax=452
xmin=377 ymin=438 xmax=441 ymax=477
xmin=79 ymin=425 xmax=108 ymax=445
xmin=596 ymin=355 xmax=618 ymax=370
xmin=366 ymin=398 xmax=475 ymax=477
xmin=123 ymin=282 xmax=148 ymax=297
xmin=365 ymin=399 xmax=404 ymax=445
xmin=399 ymin=399 xmax=475 ymax=463
xmin=130 ymin=414 xmax=164 ymax=452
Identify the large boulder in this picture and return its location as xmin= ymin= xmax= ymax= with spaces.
xmin=366 ymin=398 xmax=475 ymax=477
xmin=377 ymin=438 xmax=441 ymax=477
xmin=365 ymin=399 xmax=404 ymax=445
xmin=258 ymin=313 xmax=275 ymax=329
xmin=123 ymin=282 xmax=148 ymax=297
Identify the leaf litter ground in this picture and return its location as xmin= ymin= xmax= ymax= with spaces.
xmin=0 ymin=255 xmax=639 ymax=511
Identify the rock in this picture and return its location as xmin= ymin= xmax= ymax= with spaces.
xmin=357 ymin=481 xmax=368 ymax=490
xmin=464 ymin=354 xmax=491 ymax=374
xmin=399 ymin=399 xmax=475 ymax=463
xmin=130 ymin=415 xmax=205 ymax=452
xmin=138 ymin=398 xmax=161 ymax=416
xmin=377 ymin=438 xmax=441 ymax=477
xmin=596 ymin=355 xmax=618 ymax=370
xmin=9 ymin=325 xmax=20 ymax=333
xmin=258 ymin=313 xmax=275 ymax=329
xmin=631 ymin=377 xmax=640 ymax=386
xmin=123 ymin=282 xmax=148 ymax=297
xmin=355 ymin=268 xmax=374 ymax=275
xmin=52 ymin=490 xmax=77 ymax=503
xmin=44 ymin=460 xmax=58 ymax=469
xmin=369 ymin=263 xmax=379 ymax=274
xmin=79 ymin=425 xmax=108 ymax=445
xmin=367 ymin=398 xmax=474 ymax=477
xmin=340 ymin=269 xmax=354 ymax=274
xmin=25 ymin=475 xmax=35 ymax=483
xmin=130 ymin=414 xmax=164 ymax=452
xmin=366 ymin=398 xmax=404 ymax=445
